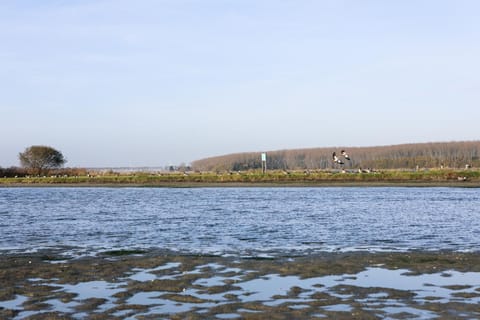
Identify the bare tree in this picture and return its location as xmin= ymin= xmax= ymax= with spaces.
xmin=19 ymin=145 xmax=67 ymax=174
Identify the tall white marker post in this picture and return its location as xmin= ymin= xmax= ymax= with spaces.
xmin=261 ymin=153 xmax=267 ymax=174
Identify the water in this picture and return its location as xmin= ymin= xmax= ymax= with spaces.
xmin=3 ymin=262 xmax=480 ymax=319
xmin=0 ymin=187 xmax=479 ymax=256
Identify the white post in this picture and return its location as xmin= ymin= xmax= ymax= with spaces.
xmin=261 ymin=153 xmax=267 ymax=174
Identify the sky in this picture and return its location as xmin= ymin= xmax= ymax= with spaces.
xmin=1 ymin=0 xmax=479 ymax=167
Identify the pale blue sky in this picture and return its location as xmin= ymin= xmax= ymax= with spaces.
xmin=1 ymin=0 xmax=479 ymax=167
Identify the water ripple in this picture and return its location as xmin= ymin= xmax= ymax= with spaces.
xmin=0 ymin=187 xmax=479 ymax=256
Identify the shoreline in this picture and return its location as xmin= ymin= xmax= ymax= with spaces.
xmin=1 ymin=181 xmax=479 ymax=188
xmin=2 ymin=169 xmax=479 ymax=188
xmin=1 ymin=250 xmax=480 ymax=319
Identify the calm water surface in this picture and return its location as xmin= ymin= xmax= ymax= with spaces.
xmin=0 ymin=187 xmax=479 ymax=256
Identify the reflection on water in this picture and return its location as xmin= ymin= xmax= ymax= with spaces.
xmin=57 ymin=280 xmax=126 ymax=312
xmin=2 ymin=262 xmax=479 ymax=319
xmin=0 ymin=295 xmax=27 ymax=310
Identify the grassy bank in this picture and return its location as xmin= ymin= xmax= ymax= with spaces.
xmin=1 ymin=169 xmax=479 ymax=187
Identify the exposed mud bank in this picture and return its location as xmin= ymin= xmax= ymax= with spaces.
xmin=1 ymin=250 xmax=480 ymax=319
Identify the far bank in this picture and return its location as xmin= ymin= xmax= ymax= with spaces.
xmin=1 ymin=169 xmax=479 ymax=187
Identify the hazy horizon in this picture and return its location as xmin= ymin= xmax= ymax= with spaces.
xmin=2 ymin=1 xmax=479 ymax=167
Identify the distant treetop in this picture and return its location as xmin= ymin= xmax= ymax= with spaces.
xmin=19 ymin=145 xmax=66 ymax=173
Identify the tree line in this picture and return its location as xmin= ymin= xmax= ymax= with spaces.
xmin=191 ymin=141 xmax=480 ymax=171
xmin=3 ymin=142 xmax=480 ymax=177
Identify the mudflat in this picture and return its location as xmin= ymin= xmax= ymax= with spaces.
xmin=1 ymin=250 xmax=480 ymax=319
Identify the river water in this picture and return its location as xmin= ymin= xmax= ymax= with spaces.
xmin=0 ymin=187 xmax=479 ymax=256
